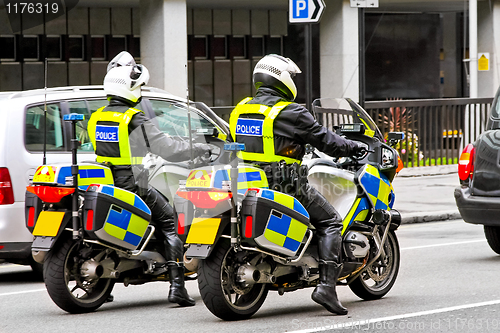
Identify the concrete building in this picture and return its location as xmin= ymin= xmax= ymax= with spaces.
xmin=0 ymin=0 xmax=498 ymax=107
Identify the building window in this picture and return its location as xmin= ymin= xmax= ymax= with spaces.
xmin=250 ymin=37 xmax=264 ymax=58
xmin=68 ymin=35 xmax=85 ymax=60
xmin=46 ymin=36 xmax=62 ymax=60
xmin=21 ymin=35 xmax=39 ymax=61
xmin=0 ymin=36 xmax=16 ymax=61
xmin=108 ymin=36 xmax=127 ymax=60
xmin=266 ymin=36 xmax=283 ymax=55
xmin=212 ymin=36 xmax=227 ymax=59
xmin=91 ymin=36 xmax=106 ymax=60
xmin=229 ymin=36 xmax=246 ymax=59
xmin=192 ymin=36 xmax=208 ymax=59
xmin=128 ymin=36 xmax=140 ymax=59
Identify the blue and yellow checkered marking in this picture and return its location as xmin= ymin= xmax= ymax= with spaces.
xmin=99 ymin=185 xmax=151 ymax=216
xmin=264 ymin=210 xmax=307 ymax=252
xmin=259 ymin=189 xmax=309 ymax=219
xmin=358 ymin=165 xmax=395 ymax=210
xmin=212 ymin=167 xmax=269 ymax=193
xmin=103 ymin=205 xmax=149 ymax=246
xmin=57 ymin=165 xmax=114 ymax=190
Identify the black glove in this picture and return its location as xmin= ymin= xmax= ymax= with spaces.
xmin=351 ymin=142 xmax=367 ymax=159
xmin=193 ymin=143 xmax=211 ymax=157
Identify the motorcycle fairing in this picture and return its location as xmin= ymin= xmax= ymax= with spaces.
xmin=32 ymin=163 xmax=114 ymax=190
xmin=357 ymin=164 xmax=395 ymax=210
xmin=341 ymin=197 xmax=370 ymax=235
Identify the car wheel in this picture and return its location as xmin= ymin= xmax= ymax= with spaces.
xmin=484 ymin=226 xmax=500 ymax=254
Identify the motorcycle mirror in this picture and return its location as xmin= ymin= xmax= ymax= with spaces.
xmin=388 ymin=132 xmax=405 ymax=141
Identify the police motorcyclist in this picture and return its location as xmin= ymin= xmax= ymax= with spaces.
xmin=229 ymin=54 xmax=365 ymax=315
xmin=88 ymin=57 xmax=209 ymax=307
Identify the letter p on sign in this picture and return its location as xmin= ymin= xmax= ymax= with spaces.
xmin=293 ymin=0 xmax=308 ymax=18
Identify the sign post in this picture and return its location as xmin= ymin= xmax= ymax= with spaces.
xmin=289 ymin=0 xmax=325 ymax=111
xmin=350 ymin=0 xmax=379 ymax=108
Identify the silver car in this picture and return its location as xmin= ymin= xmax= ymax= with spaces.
xmin=0 ymin=85 xmax=228 ymax=274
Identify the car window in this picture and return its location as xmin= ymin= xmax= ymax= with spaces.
xmin=25 ymin=103 xmax=64 ymax=151
xmin=149 ymin=99 xmax=216 ymax=137
xmin=68 ymin=99 xmax=107 ymax=151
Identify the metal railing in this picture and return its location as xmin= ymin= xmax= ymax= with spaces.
xmin=211 ymin=97 xmax=494 ymax=168
xmin=364 ymin=98 xmax=493 ymax=167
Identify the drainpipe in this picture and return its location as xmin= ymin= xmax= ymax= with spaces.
xmin=470 ymin=0 xmax=478 ymax=97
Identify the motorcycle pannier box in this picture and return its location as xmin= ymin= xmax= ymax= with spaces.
xmin=83 ymin=184 xmax=151 ymax=251
xmin=240 ymin=188 xmax=310 ymax=257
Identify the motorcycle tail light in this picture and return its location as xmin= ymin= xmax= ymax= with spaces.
xmin=244 ymin=215 xmax=253 ymax=238
xmin=27 ymin=207 xmax=35 ymax=227
xmin=26 ymin=185 xmax=75 ymax=203
xmin=176 ymin=190 xmax=232 ymax=209
xmin=0 ymin=167 xmax=15 ymax=205
xmin=177 ymin=213 xmax=185 ymax=235
xmin=85 ymin=209 xmax=94 ymax=231
xmin=458 ymin=144 xmax=475 ymax=181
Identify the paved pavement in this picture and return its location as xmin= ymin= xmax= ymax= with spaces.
xmin=392 ymin=164 xmax=461 ymax=224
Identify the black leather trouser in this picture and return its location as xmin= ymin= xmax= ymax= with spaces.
xmin=296 ymin=182 xmax=343 ymax=264
xmin=114 ymin=173 xmax=183 ymax=263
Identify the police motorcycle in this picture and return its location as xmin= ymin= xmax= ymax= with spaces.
xmin=174 ymin=98 xmax=405 ymax=320
xmin=23 ymin=112 xmax=220 ymax=314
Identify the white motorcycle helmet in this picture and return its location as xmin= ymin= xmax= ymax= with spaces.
xmin=104 ymin=64 xmax=150 ymax=104
xmin=107 ymin=51 xmax=136 ymax=72
xmin=253 ymin=54 xmax=302 ymax=100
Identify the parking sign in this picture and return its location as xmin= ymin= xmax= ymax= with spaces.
xmin=289 ymin=0 xmax=325 ymax=23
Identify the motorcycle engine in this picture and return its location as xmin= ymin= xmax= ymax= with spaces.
xmin=343 ymin=231 xmax=370 ymax=260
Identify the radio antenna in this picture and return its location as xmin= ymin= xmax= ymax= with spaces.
xmin=43 ymin=58 xmax=48 ymax=165
xmin=185 ymin=64 xmax=194 ymax=165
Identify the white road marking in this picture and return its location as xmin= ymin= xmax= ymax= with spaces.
xmin=401 ymin=239 xmax=485 ymax=250
xmin=0 ymin=289 xmax=46 ymax=297
xmin=287 ymin=299 xmax=500 ymax=333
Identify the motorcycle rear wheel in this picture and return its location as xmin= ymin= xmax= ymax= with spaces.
xmin=348 ymin=229 xmax=400 ymax=300
xmin=198 ymin=239 xmax=268 ymax=320
xmin=44 ymin=236 xmax=115 ymax=313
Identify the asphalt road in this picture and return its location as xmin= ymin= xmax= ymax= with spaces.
xmin=2 ymin=219 xmax=499 ymax=333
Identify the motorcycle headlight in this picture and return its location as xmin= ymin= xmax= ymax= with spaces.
xmin=381 ymin=148 xmax=396 ymax=169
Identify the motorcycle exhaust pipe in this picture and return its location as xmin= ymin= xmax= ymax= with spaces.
xmin=32 ymin=250 xmax=47 ymax=264
xmin=80 ymin=259 xmax=104 ymax=280
xmin=183 ymin=254 xmax=199 ymax=273
xmin=237 ymin=263 xmax=276 ymax=285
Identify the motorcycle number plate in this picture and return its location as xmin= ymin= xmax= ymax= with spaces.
xmin=33 ymin=211 xmax=65 ymax=237
xmin=186 ymin=218 xmax=221 ymax=244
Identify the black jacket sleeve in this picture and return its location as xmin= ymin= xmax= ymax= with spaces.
xmin=128 ymin=111 xmax=194 ymax=162
xmin=283 ymin=103 xmax=359 ymax=158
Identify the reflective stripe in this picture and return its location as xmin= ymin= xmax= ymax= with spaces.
xmin=88 ymin=106 xmax=144 ymax=166
xmin=229 ymin=98 xmax=300 ymax=164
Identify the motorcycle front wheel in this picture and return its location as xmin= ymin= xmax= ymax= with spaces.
xmin=43 ymin=236 xmax=115 ymax=313
xmin=198 ymin=239 xmax=268 ymax=321
xmin=348 ymin=229 xmax=400 ymax=300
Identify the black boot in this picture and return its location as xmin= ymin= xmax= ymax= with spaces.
xmin=168 ymin=264 xmax=195 ymax=307
xmin=311 ymin=261 xmax=348 ymax=315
